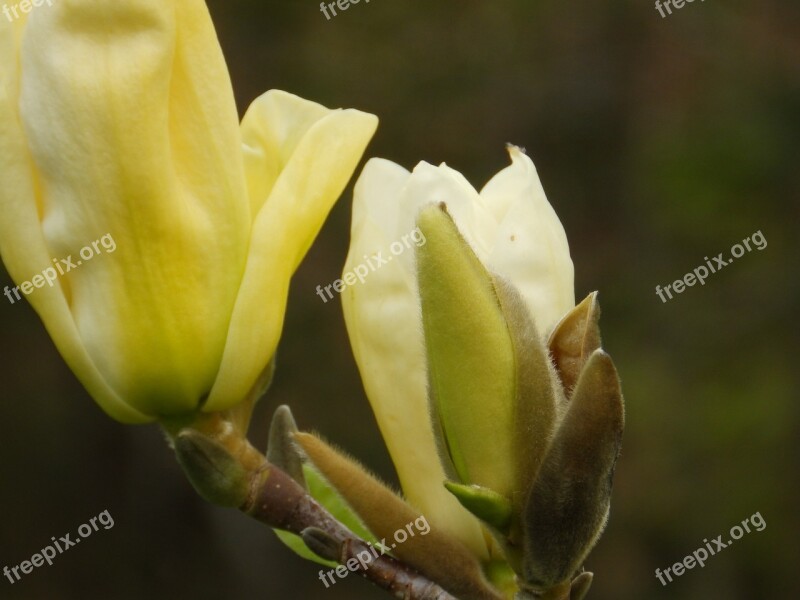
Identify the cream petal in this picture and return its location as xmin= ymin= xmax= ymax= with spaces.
xmin=480 ymin=147 xmax=574 ymax=335
xmin=398 ymin=161 xmax=496 ymax=264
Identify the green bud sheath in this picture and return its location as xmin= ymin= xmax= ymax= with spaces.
xmin=173 ymin=430 xmax=251 ymax=508
xmin=416 ymin=204 xmax=516 ymax=496
xmin=523 ymin=350 xmax=624 ymax=588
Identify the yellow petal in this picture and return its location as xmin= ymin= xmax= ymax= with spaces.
xmin=6 ymin=1 xmax=251 ymax=417
xmin=1 ymin=17 xmax=151 ymax=422
xmin=205 ymin=93 xmax=377 ymax=412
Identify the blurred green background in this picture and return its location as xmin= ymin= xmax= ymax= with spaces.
xmin=1 ymin=1 xmax=798 ymax=598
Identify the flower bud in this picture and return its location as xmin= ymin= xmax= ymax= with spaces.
xmin=0 ymin=3 xmax=377 ymax=421
xmin=343 ymin=146 xmax=573 ymax=558
xmin=523 ymin=350 xmax=624 ymax=588
xmin=416 ymin=203 xmax=517 ymax=496
xmin=173 ymin=430 xmax=251 ymax=508
xmin=344 ymin=146 xmax=623 ymax=596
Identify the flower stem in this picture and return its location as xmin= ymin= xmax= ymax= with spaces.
xmin=166 ymin=408 xmax=458 ymax=599
xmin=243 ymin=457 xmax=457 ymax=599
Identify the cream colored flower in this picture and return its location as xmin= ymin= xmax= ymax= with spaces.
xmin=342 ymin=146 xmax=574 ymax=557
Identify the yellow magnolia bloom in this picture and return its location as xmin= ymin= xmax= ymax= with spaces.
xmin=342 ymin=146 xmax=574 ymax=558
xmin=0 ymin=1 xmax=377 ymax=422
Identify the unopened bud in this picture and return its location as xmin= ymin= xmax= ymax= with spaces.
xmin=174 ymin=430 xmax=251 ymax=507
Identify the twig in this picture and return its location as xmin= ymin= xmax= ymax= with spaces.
xmin=167 ymin=402 xmax=460 ymax=600
xmin=241 ymin=449 xmax=458 ymax=600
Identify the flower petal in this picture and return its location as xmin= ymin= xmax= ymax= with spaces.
xmin=13 ymin=0 xmax=251 ymax=416
xmin=0 ymin=18 xmax=148 ymax=422
xmin=205 ymin=94 xmax=378 ymax=412
xmin=480 ymin=146 xmax=574 ymax=335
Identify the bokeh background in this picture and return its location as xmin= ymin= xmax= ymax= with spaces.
xmin=1 ymin=1 xmax=798 ymax=599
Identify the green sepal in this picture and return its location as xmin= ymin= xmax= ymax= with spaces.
xmin=483 ymin=560 xmax=519 ymax=599
xmin=267 ymin=408 xmax=378 ymax=567
xmin=273 ymin=528 xmax=336 ymax=568
xmin=444 ymin=481 xmax=513 ymax=533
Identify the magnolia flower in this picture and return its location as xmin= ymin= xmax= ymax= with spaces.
xmin=271 ymin=148 xmax=622 ymax=599
xmin=341 ymin=146 xmax=575 ymax=558
xmin=0 ymin=1 xmax=377 ymax=422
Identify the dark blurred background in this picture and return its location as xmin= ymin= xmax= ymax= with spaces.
xmin=1 ymin=1 xmax=798 ymax=598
